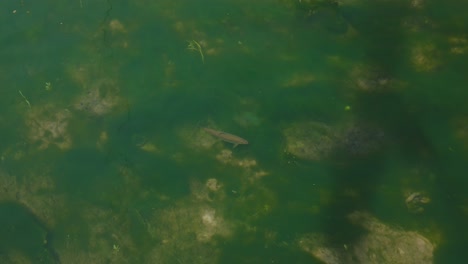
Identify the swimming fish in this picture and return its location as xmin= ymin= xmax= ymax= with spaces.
xmin=203 ymin=127 xmax=248 ymax=148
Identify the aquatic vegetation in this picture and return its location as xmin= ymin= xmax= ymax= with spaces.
xmin=187 ymin=40 xmax=205 ymax=63
xmin=45 ymin=82 xmax=52 ymax=91
xmin=112 ymin=244 xmax=120 ymax=252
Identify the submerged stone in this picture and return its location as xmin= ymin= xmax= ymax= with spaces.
xmin=298 ymin=211 xmax=436 ymax=263
xmin=26 ymin=105 xmax=72 ymax=150
xmin=340 ymin=124 xmax=385 ymax=156
xmin=283 ymin=121 xmax=337 ymax=161
xmin=74 ymin=78 xmax=120 ymax=116
xmin=405 ymin=192 xmax=431 ymax=213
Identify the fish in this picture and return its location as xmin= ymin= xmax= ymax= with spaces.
xmin=203 ymin=127 xmax=248 ymax=148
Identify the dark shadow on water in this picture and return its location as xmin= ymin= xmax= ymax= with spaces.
xmin=0 ymin=202 xmax=60 ymax=263
xmin=299 ymin=0 xmax=468 ymax=262
xmin=296 ymin=1 xmax=460 ymax=260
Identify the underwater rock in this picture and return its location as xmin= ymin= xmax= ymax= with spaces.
xmin=405 ymin=192 xmax=431 ymax=213
xmin=340 ymin=124 xmax=385 ymax=156
xmin=411 ymin=43 xmax=440 ymax=72
xmin=448 ymin=36 xmax=468 ymax=54
xmin=109 ymin=19 xmax=127 ymax=34
xmin=74 ymin=78 xmax=120 ymax=116
xmin=178 ymin=124 xmax=218 ymax=150
xmin=206 ymin=178 xmax=222 ymax=192
xmin=453 ymin=117 xmax=468 ymax=151
xmin=216 ymin=149 xmax=233 ymax=163
xmin=146 ymin=202 xmax=231 ymax=263
xmin=348 ymin=211 xmax=434 ymax=263
xmin=350 ymin=64 xmax=394 ymax=92
xmin=298 ymin=233 xmax=350 ymax=264
xmin=282 ymin=72 xmax=316 ymax=88
xmin=283 ymin=121 xmax=337 ymax=161
xmin=293 ymin=0 xmax=349 ymax=34
xmin=191 ymin=178 xmax=225 ymax=202
xmin=283 ymin=120 xmax=385 ymax=160
xmin=26 ymin=105 xmax=72 ymax=150
xmin=298 ymin=211 xmax=435 ymax=263
xmin=0 ymin=203 xmax=55 ymax=263
xmin=234 ymin=111 xmax=262 ymax=127
xmin=197 ymin=207 xmax=231 ymax=242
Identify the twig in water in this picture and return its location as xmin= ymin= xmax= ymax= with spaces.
xmin=18 ymin=90 xmax=31 ymax=108
xmin=187 ymin=40 xmax=205 ymax=63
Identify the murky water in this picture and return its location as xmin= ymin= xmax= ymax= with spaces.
xmin=0 ymin=0 xmax=467 ymax=263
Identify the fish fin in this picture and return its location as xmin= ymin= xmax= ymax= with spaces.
xmin=232 ymin=144 xmax=238 ymax=148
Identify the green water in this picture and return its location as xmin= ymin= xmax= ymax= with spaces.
xmin=1 ymin=0 xmax=467 ymax=263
